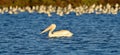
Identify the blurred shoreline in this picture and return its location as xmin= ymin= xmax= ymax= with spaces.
xmin=0 ymin=0 xmax=120 ymax=16
xmin=0 ymin=0 xmax=120 ymax=7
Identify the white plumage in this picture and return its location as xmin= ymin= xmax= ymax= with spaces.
xmin=40 ymin=24 xmax=73 ymax=38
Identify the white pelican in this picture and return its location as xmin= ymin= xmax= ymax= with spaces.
xmin=40 ymin=24 xmax=73 ymax=38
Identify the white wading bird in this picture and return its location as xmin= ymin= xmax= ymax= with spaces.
xmin=40 ymin=24 xmax=73 ymax=38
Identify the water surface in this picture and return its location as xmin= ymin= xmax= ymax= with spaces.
xmin=0 ymin=12 xmax=120 ymax=55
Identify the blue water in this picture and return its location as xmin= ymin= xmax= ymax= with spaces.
xmin=0 ymin=12 xmax=120 ymax=55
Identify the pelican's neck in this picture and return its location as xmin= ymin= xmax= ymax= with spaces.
xmin=49 ymin=30 xmax=53 ymax=36
xmin=48 ymin=24 xmax=56 ymax=36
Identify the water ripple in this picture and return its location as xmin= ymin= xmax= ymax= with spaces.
xmin=0 ymin=12 xmax=120 ymax=55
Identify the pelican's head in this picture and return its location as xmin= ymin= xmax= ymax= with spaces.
xmin=51 ymin=24 xmax=56 ymax=27
xmin=40 ymin=24 xmax=56 ymax=34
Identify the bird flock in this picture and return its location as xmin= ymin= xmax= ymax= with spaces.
xmin=0 ymin=4 xmax=120 ymax=16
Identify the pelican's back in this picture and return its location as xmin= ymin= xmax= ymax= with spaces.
xmin=49 ymin=30 xmax=73 ymax=37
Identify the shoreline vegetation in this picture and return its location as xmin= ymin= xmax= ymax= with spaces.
xmin=0 ymin=0 xmax=120 ymax=7
xmin=0 ymin=0 xmax=120 ymax=16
